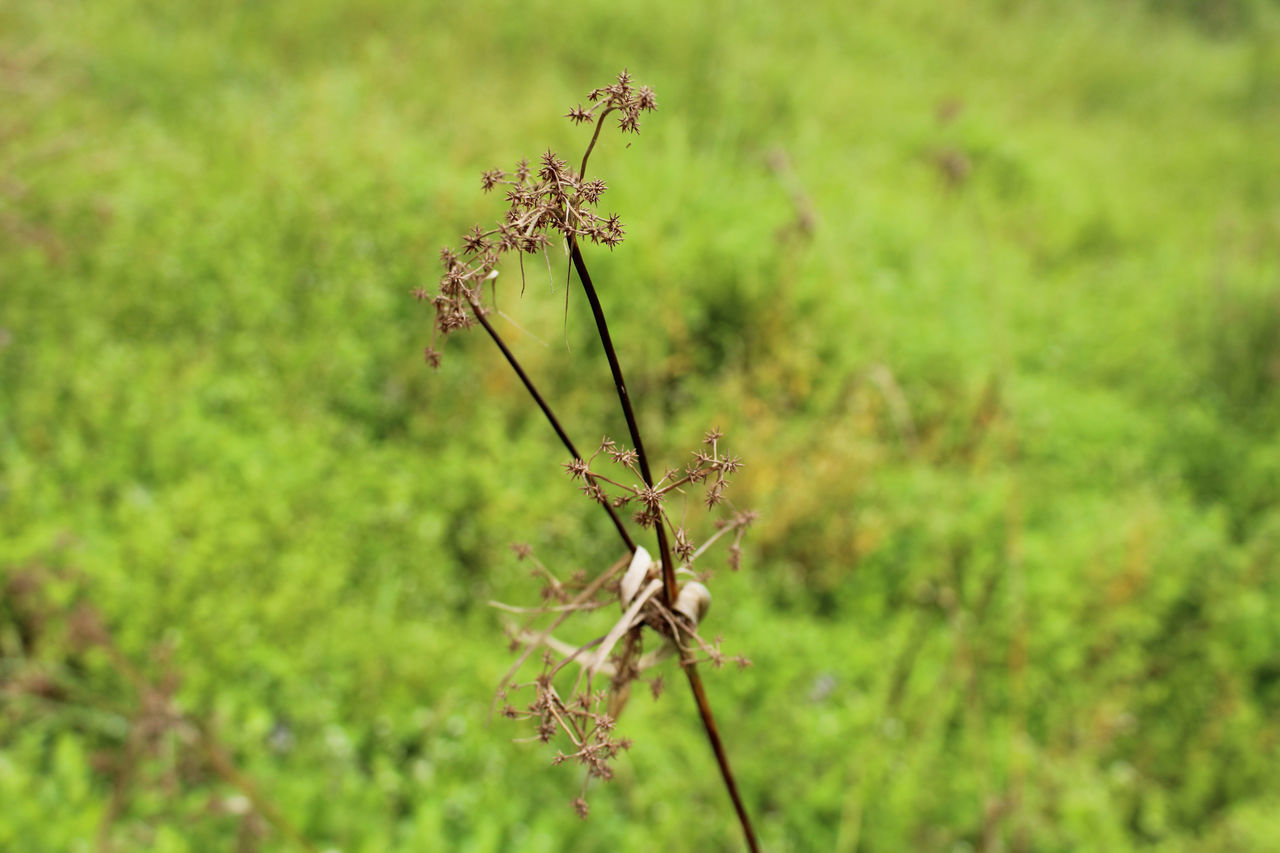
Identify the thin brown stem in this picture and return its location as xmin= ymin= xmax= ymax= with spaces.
xmin=467 ymin=298 xmax=636 ymax=553
xmin=682 ymin=661 xmax=761 ymax=852
xmin=579 ymin=108 xmax=616 ymax=179
xmin=568 ymin=240 xmax=760 ymax=851
xmin=567 ymin=239 xmax=679 ymax=605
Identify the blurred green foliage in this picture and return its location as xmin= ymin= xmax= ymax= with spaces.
xmin=3 ymin=0 xmax=1279 ymax=850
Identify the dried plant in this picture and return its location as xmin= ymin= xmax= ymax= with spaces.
xmin=421 ymin=71 xmax=761 ymax=849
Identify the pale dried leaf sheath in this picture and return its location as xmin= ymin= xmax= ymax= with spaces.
xmin=589 ymin=577 xmax=663 ymax=679
xmin=620 ymin=546 xmax=653 ymax=606
xmin=512 ymin=629 xmax=673 ymax=678
xmin=674 ymin=581 xmax=711 ymax=625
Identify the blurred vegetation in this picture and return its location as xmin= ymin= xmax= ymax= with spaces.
xmin=3 ymin=0 xmax=1279 ymax=850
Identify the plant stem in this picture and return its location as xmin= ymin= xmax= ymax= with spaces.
xmin=682 ymin=665 xmax=761 ymax=853
xmin=468 ymin=298 xmax=636 ymax=554
xmin=568 ymin=240 xmax=760 ymax=851
xmin=578 ymin=107 xmax=615 ymax=180
xmin=568 ymin=239 xmax=678 ymax=604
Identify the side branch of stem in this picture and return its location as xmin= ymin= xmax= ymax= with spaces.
xmin=468 ymin=298 xmax=635 ymax=553
xmin=567 ymin=240 xmax=679 ymax=606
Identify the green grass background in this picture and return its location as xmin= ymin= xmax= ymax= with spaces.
xmin=3 ymin=0 xmax=1280 ymax=850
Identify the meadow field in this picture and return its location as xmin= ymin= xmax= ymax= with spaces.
xmin=3 ymin=0 xmax=1279 ymax=849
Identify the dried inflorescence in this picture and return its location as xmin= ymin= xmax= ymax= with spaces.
xmin=418 ymin=71 xmax=657 ymax=369
xmin=565 ymin=431 xmax=748 ymax=539
xmin=565 ymin=69 xmax=658 ymax=134
xmin=492 ymin=436 xmax=755 ymax=813
xmin=426 ymin=72 xmax=759 ymax=843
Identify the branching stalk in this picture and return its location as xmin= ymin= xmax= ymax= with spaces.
xmin=569 ymin=238 xmax=760 ymax=853
xmin=468 ymin=298 xmax=635 ymax=553
xmin=568 ymin=238 xmax=679 ymax=604
xmin=432 ymin=71 xmax=759 ymax=852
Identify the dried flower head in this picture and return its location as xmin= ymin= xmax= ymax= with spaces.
xmin=429 ymin=73 xmax=759 ymax=844
xmin=492 ymin=429 xmax=754 ymax=813
xmin=415 ymin=72 xmax=659 ymax=367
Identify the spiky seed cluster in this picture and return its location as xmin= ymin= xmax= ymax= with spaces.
xmin=417 ymin=71 xmax=657 ymax=368
xmin=495 ymin=427 xmax=755 ymax=816
xmin=500 ymin=649 xmax=635 ymax=819
xmin=563 ymin=432 xmax=745 ymax=542
xmin=494 ymin=536 xmax=753 ymax=816
xmin=438 ymin=70 xmax=757 ymax=824
xmin=566 ymin=68 xmax=658 ymax=134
